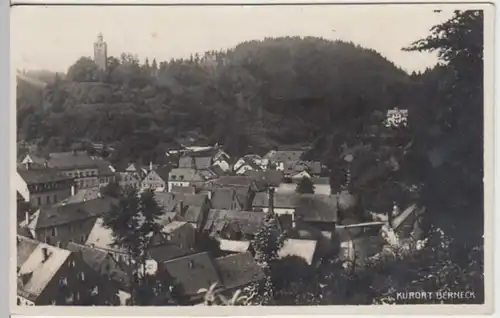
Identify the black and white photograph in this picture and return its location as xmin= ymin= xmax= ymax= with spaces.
xmin=12 ymin=2 xmax=493 ymax=312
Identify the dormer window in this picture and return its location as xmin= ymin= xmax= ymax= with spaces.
xmin=180 ymin=175 xmax=184 ymax=180
xmin=59 ymin=276 xmax=67 ymax=286
xmin=172 ymin=176 xmax=176 ymax=180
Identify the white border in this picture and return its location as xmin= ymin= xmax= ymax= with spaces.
xmin=8 ymin=0 xmax=496 ymax=316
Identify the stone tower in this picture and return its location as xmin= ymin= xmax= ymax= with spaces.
xmin=93 ymin=33 xmax=108 ymax=71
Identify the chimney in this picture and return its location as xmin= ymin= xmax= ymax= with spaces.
xmin=25 ymin=211 xmax=30 ymax=225
xmin=25 ymin=162 xmax=32 ymax=170
xmin=149 ymin=161 xmax=153 ymax=171
xmin=388 ymin=202 xmax=396 ymax=228
xmin=178 ymin=200 xmax=184 ymax=214
xmin=291 ymin=213 xmax=296 ymax=228
xmin=71 ymin=185 xmax=76 ymax=196
xmin=42 ymin=247 xmax=49 ymax=261
xmin=43 ymin=161 xmax=48 ymax=168
xmin=207 ymin=190 xmax=213 ymax=200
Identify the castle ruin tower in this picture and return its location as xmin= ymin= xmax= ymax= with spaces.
xmin=93 ymin=33 xmax=108 ymax=71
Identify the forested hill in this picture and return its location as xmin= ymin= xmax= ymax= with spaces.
xmin=17 ymin=36 xmax=415 ymax=165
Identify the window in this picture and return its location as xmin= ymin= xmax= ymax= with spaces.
xmin=166 ymin=234 xmax=171 ymax=241
xmin=80 ymin=235 xmax=85 ymax=243
xmin=188 ymin=260 xmax=194 ymax=269
xmin=65 ymin=294 xmax=73 ymax=303
xmin=46 ymin=196 xmax=51 ymax=204
xmin=59 ymin=276 xmax=68 ymax=286
xmin=51 ymin=227 xmax=57 ymax=237
xmin=91 ymin=285 xmax=99 ymax=296
xmin=56 ymin=242 xmax=61 ymax=248
xmin=53 ymin=194 xmax=57 ymax=203
xmin=76 ymin=293 xmax=80 ymax=301
xmin=37 ymin=197 xmax=41 ymax=206
xmin=17 ymin=298 xmax=20 ymax=306
xmin=80 ymin=271 xmax=85 ymax=281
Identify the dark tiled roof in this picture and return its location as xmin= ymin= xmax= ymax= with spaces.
xmin=213 ymin=176 xmax=256 ymax=189
xmin=252 ymin=192 xmax=298 ymax=209
xmin=204 ymin=209 xmax=266 ymax=235
xmin=18 ymin=168 xmax=73 ymax=185
xmin=294 ymin=194 xmax=338 ymax=223
xmin=148 ymin=244 xmax=193 ymax=263
xmin=182 ymin=206 xmax=204 ymax=225
xmin=97 ymin=163 xmax=115 ymax=176
xmin=245 ymin=170 xmax=284 ymax=188
xmin=66 ymin=242 xmax=108 ymax=272
xmin=215 ymin=252 xmax=265 ymax=290
xmin=208 ymin=165 xmax=225 ymax=177
xmin=311 ymin=177 xmax=330 ymax=185
xmin=178 ymin=156 xmax=194 ymax=168
xmin=29 ymin=196 xmax=117 ymax=229
xmin=264 ymin=150 xmax=304 ymax=162
xmin=153 ymin=167 xmax=171 ymax=182
xmin=171 ymin=185 xmax=196 ymax=194
xmin=54 ymin=188 xmax=100 ymax=205
xmin=159 ymin=252 xmax=221 ymax=296
xmin=195 ymin=157 xmax=212 ymax=170
xmin=17 ymin=235 xmax=40 ymax=268
xmin=169 ymin=168 xmax=203 ymax=182
xmin=210 ymin=188 xmax=241 ymax=210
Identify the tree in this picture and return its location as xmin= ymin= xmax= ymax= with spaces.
xmin=243 ymin=214 xmax=285 ymax=305
xmin=100 ymin=180 xmax=121 ymax=198
xmin=296 ymin=177 xmax=315 ymax=194
xmin=66 ymin=57 xmax=100 ymax=82
xmin=102 ymin=187 xmax=173 ymax=305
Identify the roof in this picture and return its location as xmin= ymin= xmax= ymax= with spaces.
xmin=204 ymin=209 xmax=266 ymax=235
xmin=295 ymin=194 xmax=338 ymax=223
xmin=245 ymin=170 xmax=284 ymax=188
xmin=311 ymin=177 xmax=330 ymax=185
xmin=29 ymin=196 xmax=117 ymax=229
xmin=210 ymin=188 xmax=241 ymax=210
xmin=252 ymin=192 xmax=297 ymax=209
xmin=194 ymin=157 xmax=212 ymax=170
xmin=85 ymin=218 xmax=124 ymax=253
xmin=208 ymin=165 xmax=225 ymax=177
xmin=18 ymin=168 xmax=73 ymax=185
xmin=66 ymin=242 xmax=108 ymax=272
xmin=159 ymin=252 xmax=221 ymax=296
xmin=215 ymin=252 xmax=265 ymax=290
xmin=151 ymin=167 xmax=171 ymax=182
xmin=218 ymin=239 xmax=251 ymax=253
xmin=54 ymin=188 xmax=101 ymax=205
xmin=97 ymin=163 xmax=115 ymax=176
xmin=264 ymin=150 xmax=304 ymax=162
xmin=213 ymin=176 xmax=256 ymax=189
xmin=171 ymin=185 xmax=196 ymax=194
xmin=162 ymin=221 xmax=190 ymax=233
xmin=182 ymin=205 xmax=204 ymax=225
xmin=148 ymin=244 xmax=193 ymax=263
xmin=278 ymin=239 xmax=317 ymax=265
xmin=17 ymin=236 xmax=40 ymax=268
xmin=18 ymin=243 xmax=72 ymax=301
xmin=169 ymin=168 xmax=203 ymax=182
xmin=47 ymin=151 xmax=105 ymax=170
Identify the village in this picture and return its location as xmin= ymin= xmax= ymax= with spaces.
xmin=15 ymin=128 xmax=425 ymax=306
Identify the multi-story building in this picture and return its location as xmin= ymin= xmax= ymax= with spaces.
xmin=16 ymin=163 xmax=74 ymax=209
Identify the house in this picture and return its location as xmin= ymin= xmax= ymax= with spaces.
xmin=155 ymin=192 xmax=211 ymax=229
xmin=55 ymin=187 xmax=101 ymax=205
xmin=123 ymin=162 xmax=148 ymax=178
xmin=263 ymin=150 xmax=305 ymax=171
xmin=17 ymin=241 xmax=100 ymax=306
xmin=167 ymin=168 xmax=204 ymax=192
xmin=117 ymin=172 xmax=142 ymax=190
xmin=27 ymin=196 xmax=117 ymax=248
xmin=233 ymin=155 xmax=268 ymax=175
xmin=283 ymin=161 xmax=322 ymax=178
xmin=178 ymin=147 xmax=231 ymax=172
xmin=158 ymin=252 xmax=223 ymax=304
xmin=289 ymin=170 xmax=312 ymax=182
xmin=152 ymin=221 xmax=197 ymax=256
xmin=210 ymin=176 xmax=258 ymax=191
xmin=66 ymin=242 xmax=130 ymax=304
xmin=252 ymin=192 xmax=296 ymax=216
xmin=294 ymin=194 xmax=338 ymax=231
xmin=97 ymin=163 xmax=116 ymax=188
xmin=16 ymin=165 xmax=74 ymax=209
xmin=203 ymin=209 xmax=266 ymax=241
xmin=22 ymin=151 xmax=115 ymax=192
xmin=141 ymin=167 xmax=171 ymax=191
xmin=214 ymin=252 xmax=265 ymax=294
xmin=16 ymin=235 xmax=40 ymax=271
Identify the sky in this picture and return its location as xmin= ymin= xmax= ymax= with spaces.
xmin=11 ymin=5 xmax=456 ymax=74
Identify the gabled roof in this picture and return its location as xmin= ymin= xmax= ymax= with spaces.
xmin=148 ymin=244 xmax=193 ymax=263
xmin=194 ymin=157 xmax=212 ymax=170
xmin=208 ymin=165 xmax=225 ymax=177
xmin=182 ymin=206 xmax=204 ymax=225
xmin=278 ymin=239 xmax=317 ymax=265
xmin=147 ymin=167 xmax=171 ymax=182
xmin=17 ymin=235 xmax=40 ymax=268
xmin=162 ymin=221 xmax=190 ymax=234
xmin=311 ymin=177 xmax=330 ymax=185
xmin=85 ymin=218 xmax=123 ymax=253
xmin=29 ymin=196 xmax=117 ymax=229
xmin=18 ymin=168 xmax=73 ymax=185
xmin=214 ymin=252 xmax=264 ymax=290
xmin=18 ymin=243 xmax=72 ymax=301
xmin=169 ymin=168 xmax=203 ymax=182
xmin=171 ymin=185 xmax=196 ymax=194
xmin=159 ymin=252 xmax=221 ymax=296
xmin=204 ymin=209 xmax=266 ymax=235
xmin=252 ymin=192 xmax=298 ymax=209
